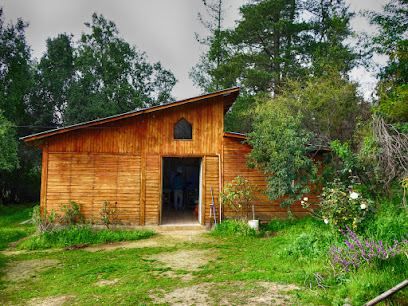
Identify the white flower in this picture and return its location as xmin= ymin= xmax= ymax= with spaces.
xmin=324 ymin=219 xmax=329 ymax=224
xmin=303 ymin=197 xmax=308 ymax=202
xmin=350 ymin=192 xmax=359 ymax=199
xmin=360 ymin=203 xmax=367 ymax=210
xmin=301 ymin=200 xmax=304 ymax=204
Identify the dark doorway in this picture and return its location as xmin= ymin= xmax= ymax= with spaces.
xmin=162 ymin=157 xmax=201 ymax=225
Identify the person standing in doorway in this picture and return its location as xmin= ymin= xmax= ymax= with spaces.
xmin=171 ymin=167 xmax=185 ymax=210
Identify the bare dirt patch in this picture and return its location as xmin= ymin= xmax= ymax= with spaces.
xmin=148 ymin=249 xmax=213 ymax=271
xmin=94 ymin=278 xmax=120 ymax=287
xmin=26 ymin=295 xmax=75 ymax=306
xmin=3 ymin=259 xmax=60 ymax=282
xmin=84 ymin=229 xmax=213 ymax=252
xmin=151 ymin=281 xmax=300 ymax=305
xmin=152 ymin=270 xmax=195 ymax=282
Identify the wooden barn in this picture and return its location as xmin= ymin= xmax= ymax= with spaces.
xmin=22 ymin=88 xmax=321 ymax=226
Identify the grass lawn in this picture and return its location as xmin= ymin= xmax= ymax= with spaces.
xmin=0 ymin=205 xmax=407 ymax=305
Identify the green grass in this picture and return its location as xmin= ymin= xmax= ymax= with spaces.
xmin=0 ymin=203 xmax=36 ymax=250
xmin=1 ymin=201 xmax=407 ymax=305
xmin=19 ymin=226 xmax=155 ymax=250
xmin=0 ymin=203 xmax=36 ymax=290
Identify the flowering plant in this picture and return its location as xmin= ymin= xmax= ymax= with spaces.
xmin=328 ymin=226 xmax=408 ymax=272
xmin=313 ymin=180 xmax=374 ymax=232
xmin=99 ymin=201 xmax=121 ymax=230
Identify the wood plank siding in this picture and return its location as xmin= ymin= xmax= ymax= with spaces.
xmin=203 ymin=156 xmax=220 ymax=224
xmin=24 ymin=88 xmax=323 ymax=226
xmin=46 ymin=153 xmax=141 ymax=224
xmin=30 ymin=91 xmax=230 ymax=225
xmin=223 ymin=136 xmax=320 ymax=220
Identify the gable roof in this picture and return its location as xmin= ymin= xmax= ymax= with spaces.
xmin=22 ymin=87 xmax=239 ymax=145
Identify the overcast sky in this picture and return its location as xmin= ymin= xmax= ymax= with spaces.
xmin=0 ymin=0 xmax=389 ymax=100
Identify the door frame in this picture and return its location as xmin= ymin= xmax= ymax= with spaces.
xmin=160 ymin=155 xmax=203 ymax=225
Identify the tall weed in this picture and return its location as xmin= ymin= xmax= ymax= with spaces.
xmin=210 ymin=219 xmax=259 ymax=238
xmin=366 ymin=196 xmax=408 ymax=243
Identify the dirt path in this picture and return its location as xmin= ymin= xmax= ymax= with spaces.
xmin=2 ymin=228 xmax=300 ymax=305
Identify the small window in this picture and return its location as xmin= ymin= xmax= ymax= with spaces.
xmin=174 ymin=118 xmax=192 ymax=140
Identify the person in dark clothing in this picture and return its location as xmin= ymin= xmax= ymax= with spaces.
xmin=171 ymin=167 xmax=185 ymax=210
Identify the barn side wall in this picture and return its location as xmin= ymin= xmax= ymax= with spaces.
xmin=45 ymin=153 xmax=141 ymax=224
xmin=222 ymin=136 xmax=320 ymax=221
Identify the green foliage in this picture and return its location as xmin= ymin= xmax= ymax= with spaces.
xmin=224 ymin=93 xmax=257 ymax=133
xmin=60 ymin=201 xmax=84 ymax=226
xmin=313 ymin=180 xmax=375 ymax=232
xmin=222 ymin=176 xmax=258 ymax=220
xmin=0 ymin=8 xmax=41 ymax=204
xmin=0 ymin=8 xmax=32 ymax=127
xmin=98 ymin=201 xmax=121 ymax=230
xmin=28 ymin=34 xmax=75 ymax=129
xmin=366 ymin=195 xmax=408 ymax=244
xmin=0 ymin=203 xmax=35 ymax=250
xmin=265 ymin=218 xmax=292 ymax=232
xmin=18 ymin=226 xmax=155 ymax=250
xmin=210 ymin=219 xmax=258 ymax=238
xmin=64 ymin=13 xmax=176 ymax=125
xmin=31 ymin=205 xmax=61 ymax=234
xmin=265 ymin=72 xmax=367 ymax=145
xmin=192 ymin=0 xmax=358 ymax=96
xmin=366 ymin=0 xmax=408 ymax=85
xmin=190 ymin=0 xmax=232 ymax=92
xmin=1 ymin=202 xmax=408 ymax=304
xmin=247 ymin=103 xmax=317 ymax=208
xmin=376 ymin=82 xmax=408 ymax=123
xmin=0 ymin=111 xmax=19 ymax=172
xmin=367 ymin=0 xmax=408 ymax=125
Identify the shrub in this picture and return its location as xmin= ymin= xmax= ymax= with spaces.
xmin=309 ymin=180 xmax=374 ymax=232
xmin=31 ymin=205 xmax=62 ymax=233
xmin=328 ymin=225 xmax=408 ymax=272
xmin=222 ymin=176 xmax=258 ymax=220
xmin=99 ymin=201 xmax=121 ymax=229
xmin=60 ymin=200 xmax=84 ymax=225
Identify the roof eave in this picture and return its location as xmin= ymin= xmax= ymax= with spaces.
xmin=22 ymin=87 xmax=239 ymax=145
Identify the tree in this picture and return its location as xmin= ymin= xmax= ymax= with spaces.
xmin=28 ymin=34 xmax=75 ymax=130
xmin=0 ymin=8 xmax=32 ymax=126
xmin=0 ymin=8 xmax=41 ymax=204
xmin=0 ymin=111 xmax=18 ymax=172
xmin=304 ymin=0 xmax=359 ymax=76
xmin=190 ymin=0 xmax=233 ymax=92
xmin=64 ymin=13 xmax=177 ymax=125
xmin=226 ymin=0 xmax=308 ymax=94
xmin=195 ymin=0 xmax=358 ymax=95
xmin=367 ymin=0 xmax=408 ymax=125
xmin=274 ymin=70 xmax=368 ymax=145
xmin=246 ymin=103 xmax=317 ymax=210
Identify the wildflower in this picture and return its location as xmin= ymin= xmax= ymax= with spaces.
xmin=349 ymin=169 xmax=352 ymax=173
xmin=350 ymin=192 xmax=358 ymax=199
xmin=360 ymin=203 xmax=366 ymax=210
xmin=324 ymin=219 xmax=329 ymax=224
xmin=303 ymin=197 xmax=308 ymax=202
xmin=301 ymin=200 xmax=304 ymax=204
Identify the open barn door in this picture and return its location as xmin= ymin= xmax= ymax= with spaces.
xmin=161 ymin=157 xmax=201 ymax=225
